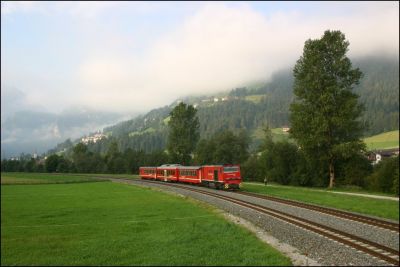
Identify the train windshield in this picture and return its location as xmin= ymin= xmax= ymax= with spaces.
xmin=223 ymin=166 xmax=239 ymax=173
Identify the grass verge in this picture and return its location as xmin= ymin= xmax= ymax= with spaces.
xmin=242 ymin=183 xmax=399 ymax=221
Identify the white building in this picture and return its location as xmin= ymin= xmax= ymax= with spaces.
xmin=81 ymin=133 xmax=107 ymax=144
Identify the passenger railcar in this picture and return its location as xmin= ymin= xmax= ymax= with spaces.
xmin=139 ymin=164 xmax=241 ymax=190
xmin=139 ymin=166 xmax=157 ymax=180
xmin=156 ymin=164 xmax=180 ymax=182
xmin=178 ymin=166 xmax=202 ymax=184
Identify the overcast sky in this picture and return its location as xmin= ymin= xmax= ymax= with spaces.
xmin=1 ymin=1 xmax=398 ymax=115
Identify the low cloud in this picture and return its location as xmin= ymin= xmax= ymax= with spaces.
xmin=2 ymin=2 xmax=399 ymax=114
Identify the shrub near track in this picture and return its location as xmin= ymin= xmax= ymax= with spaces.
xmin=1 ymin=181 xmax=292 ymax=266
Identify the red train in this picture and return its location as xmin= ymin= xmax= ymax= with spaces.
xmin=139 ymin=164 xmax=241 ymax=190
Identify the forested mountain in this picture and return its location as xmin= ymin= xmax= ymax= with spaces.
xmin=352 ymin=55 xmax=399 ymax=135
xmin=51 ymin=55 xmax=399 ymax=156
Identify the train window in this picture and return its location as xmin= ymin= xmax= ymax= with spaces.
xmin=223 ymin=167 xmax=239 ymax=173
xmin=144 ymin=169 xmax=155 ymax=174
xmin=180 ymin=170 xmax=197 ymax=176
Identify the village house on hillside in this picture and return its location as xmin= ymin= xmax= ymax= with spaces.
xmin=81 ymin=132 xmax=106 ymax=145
xmin=367 ymin=148 xmax=399 ymax=165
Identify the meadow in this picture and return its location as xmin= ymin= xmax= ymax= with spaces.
xmin=0 ymin=172 xmax=105 ymax=185
xmin=70 ymin=173 xmax=399 ymax=221
xmin=1 ymin=173 xmax=291 ymax=266
xmin=242 ymin=182 xmax=399 ymax=221
xmin=363 ymin=130 xmax=399 ymax=150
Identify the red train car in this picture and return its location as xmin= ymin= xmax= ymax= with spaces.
xmin=139 ymin=166 xmax=157 ymax=180
xmin=200 ymin=165 xmax=241 ymax=189
xmin=178 ymin=166 xmax=202 ymax=184
xmin=139 ymin=164 xmax=241 ymax=190
xmin=156 ymin=164 xmax=180 ymax=182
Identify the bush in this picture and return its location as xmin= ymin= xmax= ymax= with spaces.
xmin=45 ymin=154 xmax=60 ymax=173
xmin=366 ymin=156 xmax=399 ymax=194
xmin=335 ymin=153 xmax=373 ymax=187
xmin=241 ymin=155 xmax=263 ymax=182
xmin=259 ymin=141 xmax=299 ymax=185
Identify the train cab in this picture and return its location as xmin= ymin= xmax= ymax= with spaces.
xmin=201 ymin=165 xmax=241 ymax=190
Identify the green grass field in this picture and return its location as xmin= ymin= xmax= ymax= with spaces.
xmin=1 ymin=174 xmax=291 ymax=266
xmin=363 ymin=130 xmax=399 ymax=150
xmin=252 ymin=127 xmax=292 ymax=143
xmin=1 ymin=172 xmax=105 ymax=185
xmin=242 ymin=183 xmax=399 ymax=221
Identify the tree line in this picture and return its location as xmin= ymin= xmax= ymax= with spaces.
xmin=1 ymin=126 xmax=398 ymax=195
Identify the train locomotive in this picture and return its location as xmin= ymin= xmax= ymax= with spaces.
xmin=139 ymin=164 xmax=241 ymax=190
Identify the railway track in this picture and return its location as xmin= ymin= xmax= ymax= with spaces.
xmin=132 ymin=179 xmax=399 ymax=265
xmin=236 ymin=191 xmax=400 ymax=233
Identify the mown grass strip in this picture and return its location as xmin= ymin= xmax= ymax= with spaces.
xmin=242 ymin=183 xmax=399 ymax=221
xmin=1 ymin=181 xmax=291 ymax=266
xmin=1 ymin=172 xmax=106 ymax=185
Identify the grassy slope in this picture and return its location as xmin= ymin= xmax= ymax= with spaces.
xmin=252 ymin=127 xmax=292 ymax=143
xmin=363 ymin=130 xmax=399 ymax=150
xmin=1 ymin=180 xmax=291 ymax=266
xmin=251 ymin=129 xmax=400 ymax=150
xmin=244 ymin=95 xmax=265 ymax=103
xmin=242 ymin=183 xmax=399 ymax=221
xmin=0 ymin=172 xmax=105 ymax=185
